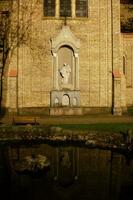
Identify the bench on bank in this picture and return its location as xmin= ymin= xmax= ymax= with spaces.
xmin=12 ymin=116 xmax=40 ymax=125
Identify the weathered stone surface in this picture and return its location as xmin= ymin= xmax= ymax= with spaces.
xmin=1 ymin=0 xmax=133 ymax=115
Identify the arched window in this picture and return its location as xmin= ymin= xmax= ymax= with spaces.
xmin=62 ymin=94 xmax=70 ymax=106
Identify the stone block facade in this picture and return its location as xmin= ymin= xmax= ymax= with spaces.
xmin=122 ymin=34 xmax=133 ymax=107
xmin=1 ymin=0 xmax=133 ymax=115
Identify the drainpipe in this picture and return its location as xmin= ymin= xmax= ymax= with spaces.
xmin=16 ymin=0 xmax=20 ymax=114
xmin=111 ymin=0 xmax=114 ymax=114
xmin=0 ymin=38 xmax=4 ymax=114
xmin=111 ymin=0 xmax=122 ymax=116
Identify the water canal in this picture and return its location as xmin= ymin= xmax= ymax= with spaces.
xmin=0 ymin=142 xmax=133 ymax=200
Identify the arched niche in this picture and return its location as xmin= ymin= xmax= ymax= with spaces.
xmin=58 ymin=45 xmax=74 ymax=89
xmin=51 ymin=26 xmax=80 ymax=90
xmin=62 ymin=94 xmax=70 ymax=106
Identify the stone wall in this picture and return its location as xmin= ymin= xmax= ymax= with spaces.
xmin=122 ymin=34 xmax=133 ymax=106
xmin=2 ymin=0 xmax=129 ymax=114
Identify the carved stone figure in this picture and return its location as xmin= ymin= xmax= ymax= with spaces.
xmin=59 ymin=63 xmax=71 ymax=84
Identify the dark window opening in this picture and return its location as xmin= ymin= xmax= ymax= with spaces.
xmin=76 ymin=0 xmax=88 ymax=17
xmin=44 ymin=0 xmax=55 ymax=17
xmin=60 ymin=0 xmax=71 ymax=17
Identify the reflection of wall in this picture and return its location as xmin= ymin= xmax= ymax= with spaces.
xmin=54 ymin=147 xmax=78 ymax=186
xmin=9 ymin=144 xmax=133 ymax=200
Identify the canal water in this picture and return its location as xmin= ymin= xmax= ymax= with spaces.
xmin=0 ymin=143 xmax=133 ymax=200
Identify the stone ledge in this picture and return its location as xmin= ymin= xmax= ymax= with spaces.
xmin=50 ymin=107 xmax=83 ymax=115
xmin=18 ymin=108 xmax=50 ymax=115
xmin=3 ymin=107 xmax=113 ymax=116
xmin=50 ymin=107 xmax=112 ymax=115
xmin=1 ymin=106 xmax=129 ymax=116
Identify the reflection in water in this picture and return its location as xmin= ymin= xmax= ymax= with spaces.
xmin=0 ymin=143 xmax=133 ymax=200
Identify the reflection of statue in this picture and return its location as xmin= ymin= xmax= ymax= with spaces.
xmin=60 ymin=151 xmax=71 ymax=168
xmin=59 ymin=63 xmax=71 ymax=84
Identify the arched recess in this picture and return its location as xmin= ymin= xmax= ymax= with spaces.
xmin=62 ymin=94 xmax=70 ymax=106
xmin=51 ymin=26 xmax=80 ymax=90
xmin=58 ymin=45 xmax=74 ymax=89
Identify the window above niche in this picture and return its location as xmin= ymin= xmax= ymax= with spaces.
xmin=43 ymin=0 xmax=88 ymax=18
xmin=60 ymin=0 xmax=71 ymax=17
xmin=76 ymin=0 xmax=88 ymax=17
xmin=44 ymin=0 xmax=55 ymax=17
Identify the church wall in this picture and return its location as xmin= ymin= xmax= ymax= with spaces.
xmin=4 ymin=0 xmax=124 ymax=114
xmin=122 ymin=34 xmax=133 ymax=106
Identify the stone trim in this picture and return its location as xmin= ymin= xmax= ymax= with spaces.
xmin=8 ymin=70 xmax=17 ymax=77
xmin=113 ymin=70 xmax=121 ymax=78
xmin=50 ymin=90 xmax=80 ymax=107
xmin=51 ymin=26 xmax=80 ymax=53
xmin=4 ymin=106 xmax=128 ymax=116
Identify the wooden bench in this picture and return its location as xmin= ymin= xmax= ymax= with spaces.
xmin=12 ymin=116 xmax=40 ymax=125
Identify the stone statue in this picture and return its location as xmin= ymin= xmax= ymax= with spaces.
xmin=59 ymin=63 xmax=71 ymax=84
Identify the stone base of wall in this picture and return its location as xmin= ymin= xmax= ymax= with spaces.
xmin=4 ymin=107 xmax=112 ymax=116
xmin=50 ymin=107 xmax=83 ymax=115
xmin=50 ymin=107 xmax=112 ymax=115
xmin=3 ymin=106 xmax=128 ymax=116
xmin=113 ymin=107 xmax=122 ymax=116
xmin=18 ymin=107 xmax=50 ymax=115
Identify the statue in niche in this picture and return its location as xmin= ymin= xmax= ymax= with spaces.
xmin=59 ymin=63 xmax=71 ymax=84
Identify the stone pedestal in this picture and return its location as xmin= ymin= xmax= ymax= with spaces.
xmin=51 ymin=90 xmax=80 ymax=107
xmin=50 ymin=107 xmax=82 ymax=115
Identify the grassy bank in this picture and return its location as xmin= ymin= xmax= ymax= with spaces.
xmin=0 ymin=123 xmax=133 ymax=134
xmin=54 ymin=123 xmax=133 ymax=133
